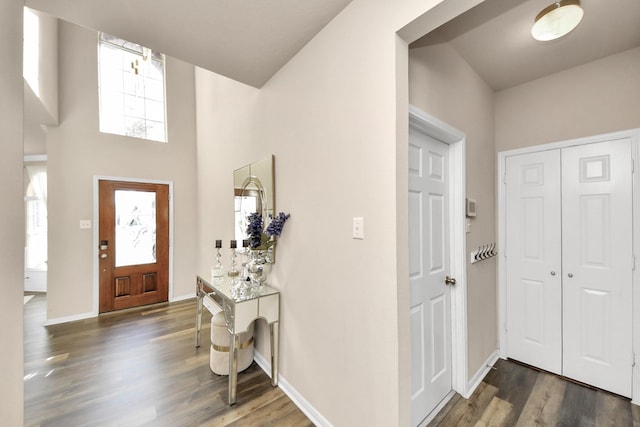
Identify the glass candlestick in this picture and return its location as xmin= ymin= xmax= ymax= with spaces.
xmin=240 ymin=239 xmax=249 ymax=279
xmin=211 ymin=240 xmax=224 ymax=280
xmin=228 ymin=240 xmax=239 ymax=277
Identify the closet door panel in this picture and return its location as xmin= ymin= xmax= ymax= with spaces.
xmin=505 ymin=150 xmax=562 ymax=374
xmin=562 ymin=139 xmax=633 ymax=398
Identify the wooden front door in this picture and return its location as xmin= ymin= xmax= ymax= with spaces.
xmin=99 ymin=180 xmax=169 ymax=313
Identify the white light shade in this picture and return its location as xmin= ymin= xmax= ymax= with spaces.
xmin=531 ymin=0 xmax=584 ymax=41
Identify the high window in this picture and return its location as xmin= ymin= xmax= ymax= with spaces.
xmin=98 ymin=33 xmax=167 ymax=142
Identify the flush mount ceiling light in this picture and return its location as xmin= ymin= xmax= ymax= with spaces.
xmin=531 ymin=0 xmax=584 ymax=41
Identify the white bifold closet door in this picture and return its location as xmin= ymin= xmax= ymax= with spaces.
xmin=506 ymin=139 xmax=633 ymax=398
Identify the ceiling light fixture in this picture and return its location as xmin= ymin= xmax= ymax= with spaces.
xmin=531 ymin=0 xmax=584 ymax=41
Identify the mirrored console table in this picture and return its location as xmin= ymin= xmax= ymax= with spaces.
xmin=195 ymin=275 xmax=280 ymax=405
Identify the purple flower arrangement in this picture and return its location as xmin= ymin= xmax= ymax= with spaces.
xmin=246 ymin=211 xmax=290 ymax=250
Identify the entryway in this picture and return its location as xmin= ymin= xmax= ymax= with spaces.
xmin=98 ymin=179 xmax=170 ymax=313
xmin=500 ymin=130 xmax=638 ymax=399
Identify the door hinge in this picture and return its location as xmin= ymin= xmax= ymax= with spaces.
xmin=632 ymin=159 xmax=635 ymax=173
xmin=633 ymin=255 xmax=636 ymax=270
xmin=633 ymin=352 xmax=636 ymax=367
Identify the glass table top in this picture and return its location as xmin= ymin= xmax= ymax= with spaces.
xmin=199 ymin=275 xmax=279 ymax=303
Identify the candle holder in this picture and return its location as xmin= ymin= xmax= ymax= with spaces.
xmin=211 ymin=240 xmax=224 ymax=280
xmin=228 ymin=240 xmax=239 ymax=277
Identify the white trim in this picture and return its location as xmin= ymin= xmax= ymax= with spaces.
xmin=253 ymin=351 xmax=334 ymax=427
xmin=23 ymin=154 xmax=47 ymax=162
xmin=497 ymin=128 xmax=640 ymax=402
xmin=92 ymin=176 xmax=175 ymax=316
xmin=44 ymin=311 xmax=95 ymax=326
xmin=417 ymin=390 xmax=456 ymax=427
xmin=170 ymin=293 xmax=196 ymax=303
xmin=465 ymin=350 xmax=499 ymax=399
xmin=408 ymin=105 xmax=469 ymax=397
xmin=632 ymin=132 xmax=640 ymax=407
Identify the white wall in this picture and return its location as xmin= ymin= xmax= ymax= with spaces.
xmin=194 ymin=1 xmax=487 ymax=425
xmin=409 ymin=39 xmax=497 ymax=382
xmin=45 ymin=20 xmax=198 ymax=321
xmin=0 ymin=1 xmax=25 ymax=424
xmin=495 ymin=47 xmax=640 ymax=152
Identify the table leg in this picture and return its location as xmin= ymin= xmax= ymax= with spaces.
xmin=270 ymin=321 xmax=279 ymax=387
xmin=228 ymin=332 xmax=239 ymax=405
xmin=195 ymin=293 xmax=203 ymax=348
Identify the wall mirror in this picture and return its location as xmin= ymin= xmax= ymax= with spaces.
xmin=234 ymin=155 xmax=275 ymax=252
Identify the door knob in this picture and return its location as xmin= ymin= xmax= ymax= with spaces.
xmin=100 ymin=253 xmax=108 ymax=259
xmin=445 ymin=276 xmax=456 ymax=286
xmin=568 ymin=273 xmax=573 ymax=278
xmin=550 ymin=271 xmax=556 ymax=276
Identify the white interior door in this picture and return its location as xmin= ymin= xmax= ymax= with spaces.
xmin=505 ymin=150 xmax=562 ymax=375
xmin=505 ymin=138 xmax=633 ymax=398
xmin=409 ymin=127 xmax=452 ymax=426
xmin=561 ymin=139 xmax=633 ymax=397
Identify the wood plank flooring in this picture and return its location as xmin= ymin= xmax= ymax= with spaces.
xmin=429 ymin=358 xmax=640 ymax=427
xmin=24 ymin=294 xmax=313 ymax=427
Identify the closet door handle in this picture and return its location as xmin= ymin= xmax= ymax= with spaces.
xmin=550 ymin=271 xmax=556 ymax=276
xmin=567 ymin=273 xmax=573 ymax=278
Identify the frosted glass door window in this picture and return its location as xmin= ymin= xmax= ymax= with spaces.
xmin=115 ymin=190 xmax=156 ymax=267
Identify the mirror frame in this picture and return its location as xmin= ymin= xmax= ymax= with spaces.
xmin=233 ymin=155 xmax=275 ymax=253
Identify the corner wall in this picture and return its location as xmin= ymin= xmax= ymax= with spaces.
xmin=46 ymin=20 xmax=198 ymax=321
xmin=195 ymin=1 xmax=485 ymax=425
xmin=0 ymin=1 xmax=24 ymax=424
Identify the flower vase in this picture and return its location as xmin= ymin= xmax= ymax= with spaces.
xmin=245 ymin=249 xmax=272 ymax=289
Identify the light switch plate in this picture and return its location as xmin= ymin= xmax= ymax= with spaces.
xmin=79 ymin=220 xmax=92 ymax=229
xmin=352 ymin=217 xmax=364 ymax=239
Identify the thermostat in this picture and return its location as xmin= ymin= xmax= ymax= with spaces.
xmin=466 ymin=198 xmax=477 ymax=217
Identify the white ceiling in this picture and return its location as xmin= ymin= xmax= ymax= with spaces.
xmin=412 ymin=0 xmax=640 ymax=91
xmin=25 ymin=0 xmax=353 ymax=88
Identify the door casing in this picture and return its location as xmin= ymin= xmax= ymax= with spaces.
xmin=497 ymin=128 xmax=640 ymax=405
xmin=409 ymin=106 xmax=470 ymax=418
xmin=92 ymin=176 xmax=174 ymax=316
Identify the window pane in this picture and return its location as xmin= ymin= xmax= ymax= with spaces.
xmin=144 ymin=78 xmax=164 ymax=102
xmin=145 ymin=99 xmax=164 ymax=122
xmin=98 ymin=33 xmax=167 ymax=143
xmin=115 ymin=190 xmax=156 ymax=267
xmin=124 ymin=117 xmax=147 ymax=139
xmin=146 ymin=120 xmax=166 ymax=142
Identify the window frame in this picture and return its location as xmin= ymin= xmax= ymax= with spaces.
xmin=97 ymin=32 xmax=168 ymax=143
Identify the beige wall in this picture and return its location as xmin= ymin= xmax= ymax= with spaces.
xmin=0 ymin=1 xmax=24 ymax=424
xmin=46 ymin=20 xmax=198 ymax=321
xmin=194 ymin=1 xmax=487 ymax=425
xmin=495 ymin=47 xmax=640 ymax=152
xmin=408 ymin=40 xmax=497 ymax=380
xmin=33 ymin=8 xmax=59 ymax=124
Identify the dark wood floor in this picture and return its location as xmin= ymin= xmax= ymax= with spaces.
xmin=429 ymin=358 xmax=640 ymax=427
xmin=24 ymin=293 xmax=313 ymax=427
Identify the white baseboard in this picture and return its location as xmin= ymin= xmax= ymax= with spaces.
xmin=253 ymin=350 xmax=333 ymax=427
xmin=44 ymin=311 xmax=96 ymax=326
xmin=44 ymin=295 xmax=195 ymax=326
xmin=170 ymin=293 xmax=196 ymax=303
xmin=418 ymin=390 xmax=456 ymax=427
xmin=464 ymin=350 xmax=500 ymax=399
